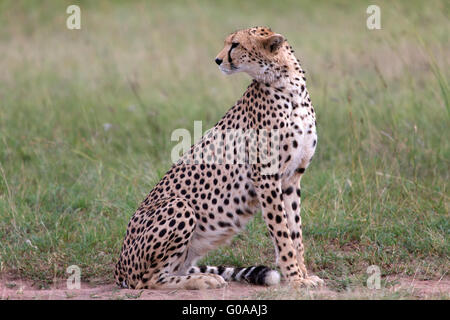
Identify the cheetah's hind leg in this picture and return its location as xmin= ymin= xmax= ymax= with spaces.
xmin=134 ymin=198 xmax=227 ymax=290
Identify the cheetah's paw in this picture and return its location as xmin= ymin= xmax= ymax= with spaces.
xmin=290 ymin=275 xmax=324 ymax=288
xmin=184 ymin=274 xmax=227 ymax=290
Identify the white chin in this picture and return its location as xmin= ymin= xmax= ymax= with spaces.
xmin=219 ymin=67 xmax=235 ymax=75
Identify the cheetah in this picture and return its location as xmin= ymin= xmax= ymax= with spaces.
xmin=114 ymin=27 xmax=324 ymax=290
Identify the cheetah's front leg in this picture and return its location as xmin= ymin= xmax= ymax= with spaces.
xmin=282 ymin=172 xmax=324 ymax=287
xmin=254 ymin=177 xmax=305 ymax=285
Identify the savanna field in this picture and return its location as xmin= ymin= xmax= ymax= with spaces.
xmin=0 ymin=0 xmax=448 ymax=299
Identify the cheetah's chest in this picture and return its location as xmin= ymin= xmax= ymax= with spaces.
xmin=284 ymin=97 xmax=317 ymax=176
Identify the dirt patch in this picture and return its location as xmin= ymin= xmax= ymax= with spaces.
xmin=1 ymin=275 xmax=448 ymax=300
xmin=388 ymin=276 xmax=450 ymax=299
xmin=0 ymin=276 xmax=269 ymax=300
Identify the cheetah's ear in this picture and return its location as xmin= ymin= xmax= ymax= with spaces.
xmin=263 ymin=34 xmax=285 ymax=53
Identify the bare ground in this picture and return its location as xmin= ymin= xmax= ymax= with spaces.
xmin=1 ymin=275 xmax=449 ymax=300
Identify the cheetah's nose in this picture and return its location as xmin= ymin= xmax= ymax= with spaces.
xmin=215 ymin=58 xmax=223 ymax=66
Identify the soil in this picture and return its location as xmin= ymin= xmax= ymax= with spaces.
xmin=1 ymin=275 xmax=448 ymax=300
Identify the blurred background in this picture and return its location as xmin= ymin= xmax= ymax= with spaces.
xmin=0 ymin=0 xmax=448 ymax=293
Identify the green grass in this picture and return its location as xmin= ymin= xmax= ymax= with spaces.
xmin=251 ymin=282 xmax=450 ymax=300
xmin=0 ymin=0 xmax=448 ymax=294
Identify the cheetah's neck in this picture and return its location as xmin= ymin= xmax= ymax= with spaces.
xmin=255 ymin=45 xmax=307 ymax=95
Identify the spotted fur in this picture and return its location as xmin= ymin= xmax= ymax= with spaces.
xmin=114 ymin=27 xmax=324 ymax=290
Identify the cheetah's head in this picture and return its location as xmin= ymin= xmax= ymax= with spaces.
xmin=215 ymin=27 xmax=287 ymax=83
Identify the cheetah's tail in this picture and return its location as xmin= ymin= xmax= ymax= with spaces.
xmin=188 ymin=265 xmax=280 ymax=286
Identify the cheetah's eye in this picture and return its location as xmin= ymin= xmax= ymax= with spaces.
xmin=231 ymin=42 xmax=239 ymax=49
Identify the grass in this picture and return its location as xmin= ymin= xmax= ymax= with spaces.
xmin=250 ymin=281 xmax=450 ymax=300
xmin=0 ymin=0 xmax=448 ymax=297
